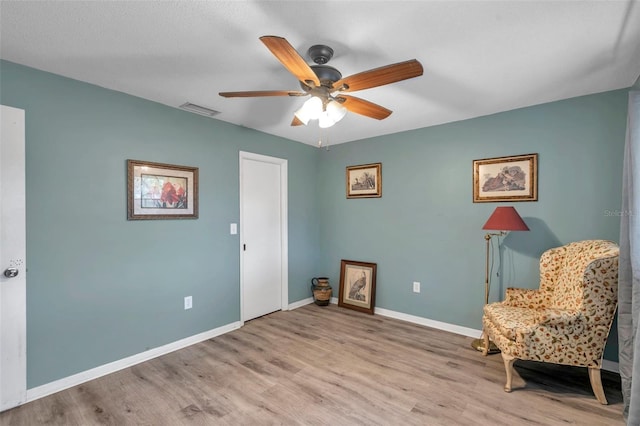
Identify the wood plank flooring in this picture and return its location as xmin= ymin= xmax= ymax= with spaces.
xmin=1 ymin=304 xmax=624 ymax=425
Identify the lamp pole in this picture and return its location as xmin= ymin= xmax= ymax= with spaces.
xmin=484 ymin=233 xmax=491 ymax=305
xmin=471 ymin=231 xmax=504 ymax=354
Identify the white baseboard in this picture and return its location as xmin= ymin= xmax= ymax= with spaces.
xmin=374 ymin=307 xmax=482 ymax=339
xmin=26 ymin=321 xmax=242 ymax=403
xmin=288 ymin=296 xmax=339 ymax=310
xmin=287 ymin=297 xmax=314 ymax=310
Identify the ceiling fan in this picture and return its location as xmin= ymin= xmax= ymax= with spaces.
xmin=219 ymin=36 xmax=424 ymax=128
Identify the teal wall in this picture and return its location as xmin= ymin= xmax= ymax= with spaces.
xmin=317 ymin=90 xmax=627 ymax=361
xmin=0 ymin=59 xmax=628 ymax=388
xmin=0 ymin=60 xmax=321 ymax=388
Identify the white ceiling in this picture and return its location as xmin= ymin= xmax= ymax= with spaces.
xmin=1 ymin=1 xmax=639 ymax=146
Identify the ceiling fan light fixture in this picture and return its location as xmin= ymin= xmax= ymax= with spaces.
xmin=318 ymin=113 xmax=335 ymax=129
xmin=318 ymin=101 xmax=347 ymax=128
xmin=326 ymin=100 xmax=347 ymax=122
xmin=293 ymin=106 xmax=310 ymax=125
xmin=294 ymin=96 xmax=323 ymax=124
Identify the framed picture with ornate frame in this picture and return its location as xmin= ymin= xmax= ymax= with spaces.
xmin=346 ymin=163 xmax=382 ymax=198
xmin=473 ymin=153 xmax=538 ymax=203
xmin=127 ymin=159 xmax=199 ymax=220
xmin=338 ymin=259 xmax=377 ymax=315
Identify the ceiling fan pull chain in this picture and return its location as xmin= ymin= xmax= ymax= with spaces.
xmin=317 ymin=128 xmax=331 ymax=151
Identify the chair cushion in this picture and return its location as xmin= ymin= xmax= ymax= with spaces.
xmin=503 ymin=287 xmax=551 ymax=308
xmin=483 ymin=303 xmax=537 ymax=341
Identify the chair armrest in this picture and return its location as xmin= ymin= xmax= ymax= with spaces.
xmin=534 ymin=308 xmax=583 ymax=326
xmin=504 ymin=288 xmax=548 ymax=308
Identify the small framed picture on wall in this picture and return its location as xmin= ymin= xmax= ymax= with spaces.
xmin=473 ymin=153 xmax=538 ymax=203
xmin=346 ymin=163 xmax=382 ymax=198
xmin=127 ymin=159 xmax=199 ymax=220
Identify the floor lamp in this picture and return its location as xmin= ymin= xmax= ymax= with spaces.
xmin=471 ymin=206 xmax=529 ymax=353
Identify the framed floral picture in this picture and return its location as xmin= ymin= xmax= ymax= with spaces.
xmin=473 ymin=153 xmax=538 ymax=202
xmin=346 ymin=163 xmax=382 ymax=198
xmin=127 ymin=159 xmax=199 ymax=220
xmin=338 ymin=259 xmax=377 ymax=315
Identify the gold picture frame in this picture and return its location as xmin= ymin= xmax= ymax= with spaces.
xmin=338 ymin=259 xmax=377 ymax=315
xmin=346 ymin=163 xmax=382 ymax=198
xmin=473 ymin=153 xmax=538 ymax=203
xmin=127 ymin=159 xmax=199 ymax=220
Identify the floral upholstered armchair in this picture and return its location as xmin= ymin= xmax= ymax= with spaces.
xmin=482 ymin=240 xmax=619 ymax=404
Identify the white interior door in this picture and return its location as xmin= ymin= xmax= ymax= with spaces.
xmin=239 ymin=152 xmax=288 ymax=322
xmin=0 ymin=105 xmax=27 ymax=411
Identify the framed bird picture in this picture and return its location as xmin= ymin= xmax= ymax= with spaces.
xmin=338 ymin=259 xmax=377 ymax=315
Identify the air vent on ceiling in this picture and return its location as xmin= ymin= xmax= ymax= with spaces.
xmin=179 ymin=102 xmax=220 ymax=117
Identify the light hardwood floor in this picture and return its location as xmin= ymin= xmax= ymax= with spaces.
xmin=1 ymin=304 xmax=624 ymax=425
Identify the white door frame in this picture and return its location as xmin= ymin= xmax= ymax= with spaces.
xmin=239 ymin=151 xmax=288 ymax=324
xmin=0 ymin=105 xmax=27 ymax=411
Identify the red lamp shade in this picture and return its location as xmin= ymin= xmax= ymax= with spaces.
xmin=482 ymin=206 xmax=529 ymax=231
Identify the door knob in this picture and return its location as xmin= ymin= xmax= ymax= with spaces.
xmin=3 ymin=268 xmax=19 ymax=278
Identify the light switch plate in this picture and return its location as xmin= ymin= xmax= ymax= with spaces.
xmin=230 ymin=223 xmax=237 ymax=235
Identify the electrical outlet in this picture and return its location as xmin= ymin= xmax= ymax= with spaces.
xmin=184 ymin=296 xmax=193 ymax=310
xmin=413 ymin=281 xmax=420 ymax=293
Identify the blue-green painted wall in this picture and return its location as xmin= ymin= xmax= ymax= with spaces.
xmin=0 ymin=60 xmax=321 ymax=388
xmin=1 ymin=59 xmax=628 ymax=388
xmin=317 ymin=90 xmax=627 ymax=362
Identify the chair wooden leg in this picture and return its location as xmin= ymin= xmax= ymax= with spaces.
xmin=588 ymin=366 xmax=608 ymax=405
xmin=502 ymin=353 xmax=515 ymax=392
xmin=482 ymin=333 xmax=489 ymax=356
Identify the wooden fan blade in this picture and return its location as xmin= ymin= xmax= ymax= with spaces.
xmin=338 ymin=95 xmax=392 ymax=120
xmin=291 ymin=116 xmax=305 ymax=126
xmin=219 ymin=90 xmax=307 ymax=98
xmin=332 ymin=59 xmax=423 ymax=92
xmin=260 ymin=36 xmax=320 ymax=87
